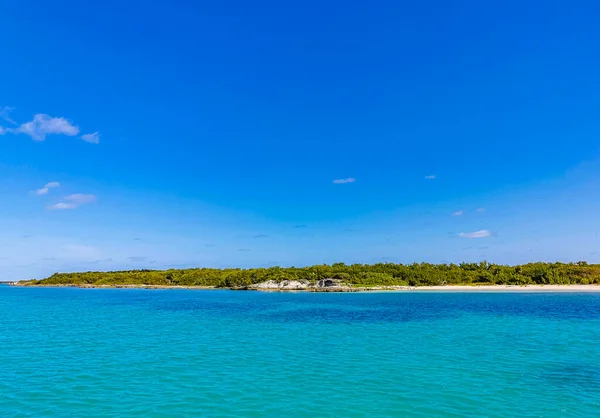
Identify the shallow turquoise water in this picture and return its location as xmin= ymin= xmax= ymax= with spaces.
xmin=1 ymin=286 xmax=599 ymax=417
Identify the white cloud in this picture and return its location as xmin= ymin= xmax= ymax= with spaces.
xmin=48 ymin=193 xmax=96 ymax=210
xmin=81 ymin=132 xmax=100 ymax=144
xmin=49 ymin=202 xmax=78 ymax=210
xmin=34 ymin=181 xmax=61 ymax=196
xmin=333 ymin=178 xmax=356 ymax=184
xmin=0 ymin=106 xmax=17 ymax=125
xmin=12 ymin=114 xmax=79 ymax=141
xmin=458 ymin=230 xmax=492 ymax=239
xmin=65 ymin=194 xmax=96 ymax=204
xmin=425 ymin=175 xmax=436 ymax=180
xmin=1 ymin=110 xmax=100 ymax=144
xmin=452 ymin=210 xmax=464 ymax=216
xmin=476 ymin=208 xmax=485 ymax=212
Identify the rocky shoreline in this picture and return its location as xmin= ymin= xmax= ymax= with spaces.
xmin=8 ymin=278 xmax=363 ymax=292
xmin=8 ymin=280 xmax=600 ymax=292
xmin=244 ymin=278 xmax=353 ymax=291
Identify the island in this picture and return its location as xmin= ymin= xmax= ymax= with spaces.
xmin=11 ymin=261 xmax=600 ymax=291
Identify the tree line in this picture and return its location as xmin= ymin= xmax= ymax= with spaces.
xmin=25 ymin=261 xmax=600 ymax=287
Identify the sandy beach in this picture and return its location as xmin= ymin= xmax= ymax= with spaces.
xmin=371 ymin=285 xmax=600 ymax=292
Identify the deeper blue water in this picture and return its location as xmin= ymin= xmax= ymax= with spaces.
xmin=1 ymin=286 xmax=600 ymax=417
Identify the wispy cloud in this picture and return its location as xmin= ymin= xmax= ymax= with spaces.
xmin=87 ymin=258 xmax=113 ymax=264
xmin=295 ymin=224 xmax=307 ymax=228
xmin=48 ymin=193 xmax=96 ymax=210
xmin=0 ymin=106 xmax=16 ymax=125
xmin=0 ymin=110 xmax=99 ymax=143
xmin=12 ymin=114 xmax=79 ymax=141
xmin=476 ymin=208 xmax=485 ymax=212
xmin=332 ymin=177 xmax=355 ymax=184
xmin=64 ymin=194 xmax=96 ymax=205
xmin=34 ymin=181 xmax=60 ymax=196
xmin=49 ymin=202 xmax=78 ymax=210
xmin=127 ymin=256 xmax=147 ymax=262
xmin=452 ymin=210 xmax=464 ymax=216
xmin=238 ymin=248 xmax=251 ymax=252
xmin=458 ymin=230 xmax=492 ymax=239
xmin=424 ymin=175 xmax=436 ymax=180
xmin=81 ymin=132 xmax=100 ymax=144
xmin=15 ymin=263 xmax=37 ymax=268
xmin=252 ymin=234 xmax=270 ymax=239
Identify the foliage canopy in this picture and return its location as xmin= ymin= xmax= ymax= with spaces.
xmin=27 ymin=261 xmax=600 ymax=287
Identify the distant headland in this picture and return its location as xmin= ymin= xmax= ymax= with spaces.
xmin=11 ymin=261 xmax=600 ymax=291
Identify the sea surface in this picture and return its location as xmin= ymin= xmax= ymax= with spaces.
xmin=1 ymin=286 xmax=599 ymax=417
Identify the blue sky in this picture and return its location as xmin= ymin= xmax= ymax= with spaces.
xmin=1 ymin=0 xmax=600 ymax=280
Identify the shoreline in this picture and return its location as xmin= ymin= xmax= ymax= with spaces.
xmin=7 ymin=283 xmax=600 ymax=292
xmin=373 ymin=284 xmax=600 ymax=292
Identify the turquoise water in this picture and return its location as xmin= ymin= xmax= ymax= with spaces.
xmin=1 ymin=286 xmax=600 ymax=417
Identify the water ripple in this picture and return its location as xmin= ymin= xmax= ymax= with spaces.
xmin=1 ymin=287 xmax=599 ymax=417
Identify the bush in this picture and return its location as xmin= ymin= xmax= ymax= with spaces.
xmin=31 ymin=262 xmax=600 ymax=288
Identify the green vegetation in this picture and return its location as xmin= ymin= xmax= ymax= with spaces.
xmin=23 ymin=261 xmax=600 ymax=287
